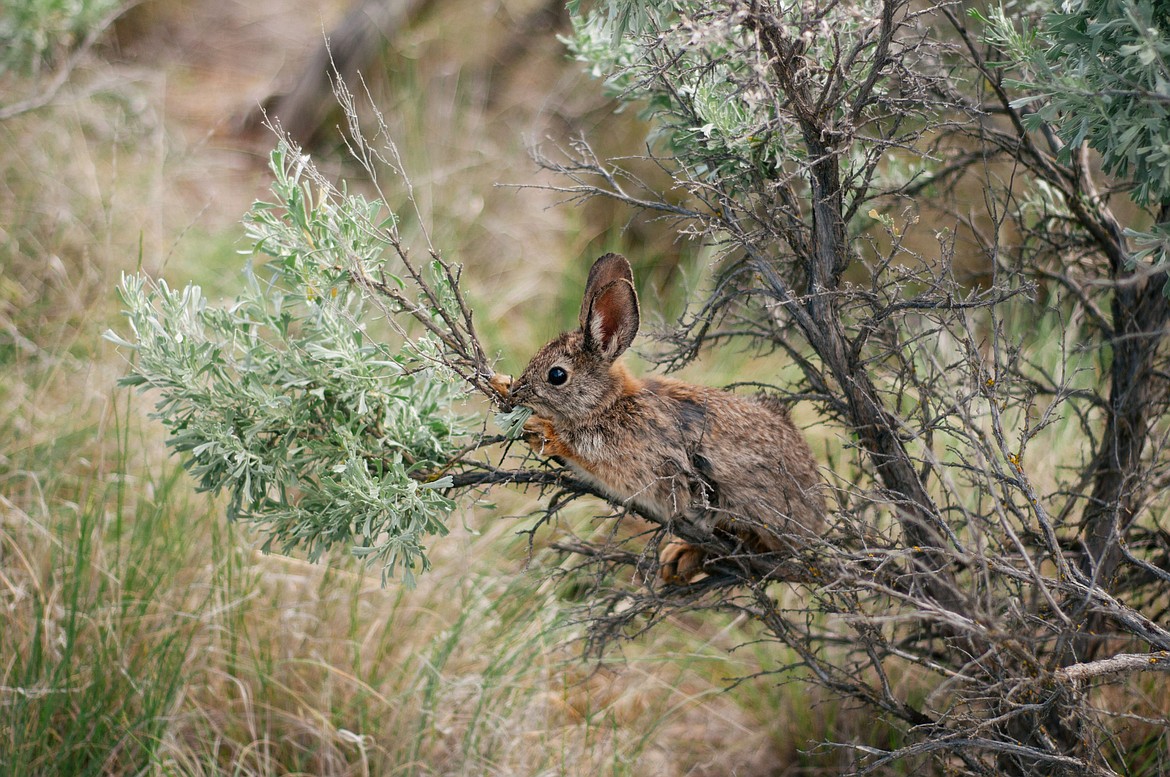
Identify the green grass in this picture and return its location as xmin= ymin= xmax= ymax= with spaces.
xmin=1 ymin=467 xmax=200 ymax=776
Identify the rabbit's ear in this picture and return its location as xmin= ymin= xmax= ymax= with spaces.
xmin=583 ymin=279 xmax=639 ymax=361
xmin=579 ymin=253 xmax=634 ymax=330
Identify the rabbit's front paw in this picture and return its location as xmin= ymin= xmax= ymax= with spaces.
xmin=489 ymin=373 xmax=513 ymax=397
xmin=522 ymin=416 xmax=571 ymax=459
xmin=659 ymin=539 xmax=706 ymax=584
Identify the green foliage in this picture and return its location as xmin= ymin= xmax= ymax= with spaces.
xmin=565 ymin=0 xmax=908 ymax=205
xmin=495 ymin=404 xmax=534 ymax=439
xmin=106 ymin=146 xmax=473 ymax=586
xmin=982 ymin=1 xmax=1170 ymax=207
xmin=977 ymin=0 xmax=1170 ymax=288
xmin=564 ymin=3 xmax=800 ymax=191
xmin=0 ymin=0 xmax=120 ymax=74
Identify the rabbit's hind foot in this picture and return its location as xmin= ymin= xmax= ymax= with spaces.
xmin=659 ymin=539 xmax=707 ymax=584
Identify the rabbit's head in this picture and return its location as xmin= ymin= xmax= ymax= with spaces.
xmin=508 ymin=254 xmax=640 ymax=425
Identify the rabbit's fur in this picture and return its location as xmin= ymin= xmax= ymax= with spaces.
xmin=494 ymin=253 xmax=825 ymax=581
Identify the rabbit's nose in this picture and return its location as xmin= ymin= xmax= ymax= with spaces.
xmin=508 ymin=378 xmax=533 ymax=402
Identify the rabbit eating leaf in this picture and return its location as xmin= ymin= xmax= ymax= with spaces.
xmin=492 ymin=254 xmax=825 ymax=583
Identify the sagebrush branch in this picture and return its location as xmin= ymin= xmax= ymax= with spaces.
xmin=1056 ymin=651 xmax=1170 ymax=683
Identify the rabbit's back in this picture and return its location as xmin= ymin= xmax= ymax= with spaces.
xmin=558 ymin=372 xmax=825 ymax=548
xmin=647 ymin=378 xmax=825 ymax=546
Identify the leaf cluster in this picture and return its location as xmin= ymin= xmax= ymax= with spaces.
xmin=565 ymin=3 xmax=804 ymax=191
xmin=985 ymin=0 xmax=1170 ymax=207
xmin=106 ymin=146 xmax=473 ymax=586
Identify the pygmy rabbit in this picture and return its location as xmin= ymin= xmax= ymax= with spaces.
xmin=491 ymin=254 xmax=825 ymax=582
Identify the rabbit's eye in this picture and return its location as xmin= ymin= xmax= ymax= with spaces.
xmin=547 ymin=366 xmax=568 ymax=386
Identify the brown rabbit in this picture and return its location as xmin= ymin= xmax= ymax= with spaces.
xmin=492 ymin=253 xmax=825 ymax=582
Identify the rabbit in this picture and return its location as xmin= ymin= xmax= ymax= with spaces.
xmin=490 ymin=253 xmax=825 ymax=583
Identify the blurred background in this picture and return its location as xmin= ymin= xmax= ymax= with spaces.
xmin=0 ymin=1 xmax=854 ymax=774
